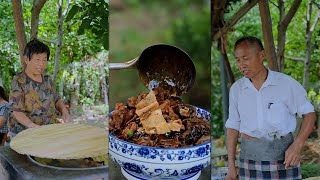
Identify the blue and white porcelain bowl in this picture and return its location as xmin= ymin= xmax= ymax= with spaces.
xmin=109 ymin=106 xmax=211 ymax=180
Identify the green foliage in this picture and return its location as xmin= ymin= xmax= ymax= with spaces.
xmin=301 ymin=163 xmax=320 ymax=179
xmin=0 ymin=2 xmax=22 ymax=91
xmin=122 ymin=0 xmax=207 ymax=10
xmin=211 ymin=46 xmax=224 ymax=138
xmin=308 ymin=88 xmax=320 ymax=111
xmin=168 ymin=6 xmax=211 ymax=109
xmin=66 ymin=0 xmax=109 ymax=50
xmin=59 ymin=54 xmax=108 ymax=106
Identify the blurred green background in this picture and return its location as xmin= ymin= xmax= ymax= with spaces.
xmin=109 ymin=0 xmax=211 ymax=110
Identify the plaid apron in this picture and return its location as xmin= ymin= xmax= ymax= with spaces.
xmin=239 ymin=133 xmax=302 ymax=180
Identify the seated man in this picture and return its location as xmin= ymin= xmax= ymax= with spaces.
xmin=8 ymin=39 xmax=71 ymax=138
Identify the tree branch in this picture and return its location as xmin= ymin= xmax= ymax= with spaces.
xmin=259 ymin=0 xmax=279 ymax=71
xmin=211 ymin=0 xmax=228 ymax=39
xmin=37 ymin=37 xmax=58 ymax=44
xmin=30 ymin=0 xmax=47 ymax=39
xmin=310 ymin=9 xmax=320 ymax=32
xmin=53 ymin=0 xmax=64 ymax=81
xmin=280 ymin=0 xmax=302 ymax=28
xmin=12 ymin=0 xmax=27 ymax=69
xmin=214 ymin=0 xmax=258 ymax=40
xmin=285 ymin=56 xmax=305 ymax=62
xmin=313 ymin=1 xmax=320 ymax=9
xmin=62 ymin=0 xmax=72 ymax=17
xmin=268 ymin=0 xmax=278 ymax=8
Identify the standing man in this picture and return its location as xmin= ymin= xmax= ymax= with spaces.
xmin=225 ymin=36 xmax=316 ymax=179
xmin=8 ymin=39 xmax=71 ymax=138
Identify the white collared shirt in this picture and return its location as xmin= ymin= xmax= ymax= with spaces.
xmin=225 ymin=69 xmax=315 ymax=140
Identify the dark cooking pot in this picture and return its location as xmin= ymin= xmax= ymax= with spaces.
xmin=109 ymin=44 xmax=196 ymax=96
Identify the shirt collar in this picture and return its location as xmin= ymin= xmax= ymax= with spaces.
xmin=263 ymin=68 xmax=277 ymax=87
xmin=241 ymin=68 xmax=277 ymax=90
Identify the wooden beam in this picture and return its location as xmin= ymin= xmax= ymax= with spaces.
xmin=213 ymin=0 xmax=258 ymax=40
xmin=258 ymin=0 xmax=279 ymax=71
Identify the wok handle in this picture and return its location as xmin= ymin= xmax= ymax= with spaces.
xmin=109 ymin=57 xmax=138 ymax=70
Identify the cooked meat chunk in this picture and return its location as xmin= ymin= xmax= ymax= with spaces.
xmin=110 ymin=88 xmax=210 ymax=148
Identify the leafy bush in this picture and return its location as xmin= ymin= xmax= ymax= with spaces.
xmin=308 ymin=88 xmax=320 ymax=112
xmin=58 ymin=52 xmax=108 ymax=106
xmin=301 ymin=163 xmax=320 ymax=179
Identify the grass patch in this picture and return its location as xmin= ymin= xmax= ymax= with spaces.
xmin=301 ymin=163 xmax=320 ymax=179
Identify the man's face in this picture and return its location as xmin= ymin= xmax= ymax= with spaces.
xmin=234 ymin=42 xmax=264 ymax=79
xmin=24 ymin=53 xmax=48 ymax=75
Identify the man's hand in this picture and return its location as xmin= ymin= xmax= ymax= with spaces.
xmin=226 ymin=166 xmax=237 ymax=180
xmin=285 ymin=112 xmax=316 ymax=169
xmin=284 ymin=141 xmax=302 ymax=169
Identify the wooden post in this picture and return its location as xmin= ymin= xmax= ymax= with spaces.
xmin=219 ymin=41 xmax=229 ymax=138
xmin=258 ymin=0 xmax=279 ymax=71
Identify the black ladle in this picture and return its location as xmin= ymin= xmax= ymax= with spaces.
xmin=109 ymin=44 xmax=196 ymax=96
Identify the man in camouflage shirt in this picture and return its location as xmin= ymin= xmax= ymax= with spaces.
xmin=9 ymin=40 xmax=71 ymax=137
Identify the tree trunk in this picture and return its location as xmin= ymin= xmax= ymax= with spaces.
xmin=30 ymin=0 xmax=47 ymax=40
xmin=12 ymin=0 xmax=27 ymax=69
xmin=53 ymin=0 xmax=64 ymax=81
xmin=304 ymin=3 xmax=320 ymax=88
xmin=53 ymin=0 xmax=71 ymax=81
xmin=97 ymin=52 xmax=108 ymax=106
xmin=258 ymin=0 xmax=278 ymax=71
xmin=304 ymin=1 xmax=312 ymax=88
xmin=211 ymin=0 xmax=228 ymax=40
xmin=101 ymin=67 xmax=108 ymax=106
xmin=277 ymin=0 xmax=302 ymax=72
xmin=221 ymin=35 xmax=235 ymax=84
xmin=218 ymin=40 xmax=229 ymax=138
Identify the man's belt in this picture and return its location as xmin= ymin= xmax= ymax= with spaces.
xmin=239 ymin=133 xmax=293 ymax=161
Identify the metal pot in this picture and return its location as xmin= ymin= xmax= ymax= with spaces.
xmin=109 ymin=44 xmax=196 ymax=96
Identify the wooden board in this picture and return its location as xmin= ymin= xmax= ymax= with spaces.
xmin=10 ymin=123 xmax=108 ymax=159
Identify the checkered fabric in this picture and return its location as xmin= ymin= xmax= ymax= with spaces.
xmin=0 ymin=102 xmax=11 ymax=133
xmin=239 ymin=159 xmax=301 ymax=180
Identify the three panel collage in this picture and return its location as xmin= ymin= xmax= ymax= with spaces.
xmin=0 ymin=0 xmax=319 ymax=179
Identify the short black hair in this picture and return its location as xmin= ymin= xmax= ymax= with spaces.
xmin=234 ymin=36 xmax=264 ymax=51
xmin=23 ymin=39 xmax=50 ymax=61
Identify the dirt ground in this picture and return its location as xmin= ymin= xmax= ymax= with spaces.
xmin=70 ymin=105 xmax=108 ymax=130
xmin=301 ymin=138 xmax=320 ymax=164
